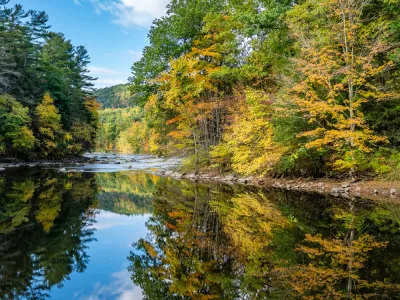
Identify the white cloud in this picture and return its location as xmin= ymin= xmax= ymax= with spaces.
xmin=89 ymin=66 xmax=125 ymax=75
xmin=83 ymin=269 xmax=143 ymax=300
xmin=73 ymin=0 xmax=83 ymax=6
xmin=90 ymin=211 xmax=150 ymax=230
xmin=87 ymin=0 xmax=170 ymax=28
xmin=88 ymin=66 xmax=130 ymax=88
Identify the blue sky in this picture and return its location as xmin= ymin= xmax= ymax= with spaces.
xmin=11 ymin=0 xmax=170 ymax=88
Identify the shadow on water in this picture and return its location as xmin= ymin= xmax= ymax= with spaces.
xmin=1 ymin=168 xmax=400 ymax=299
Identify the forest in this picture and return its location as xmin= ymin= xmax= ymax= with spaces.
xmin=93 ymin=84 xmax=135 ymax=108
xmin=116 ymin=0 xmax=399 ymax=179
xmin=1 ymin=0 xmax=400 ymax=179
xmin=0 ymin=0 xmax=98 ymax=159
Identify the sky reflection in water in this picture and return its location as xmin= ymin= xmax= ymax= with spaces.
xmin=51 ymin=211 xmax=148 ymax=300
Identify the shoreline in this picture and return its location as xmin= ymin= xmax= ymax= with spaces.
xmin=0 ymin=156 xmax=100 ymax=170
xmin=157 ymin=170 xmax=400 ymax=201
xmin=1 ymin=155 xmax=398 ymax=201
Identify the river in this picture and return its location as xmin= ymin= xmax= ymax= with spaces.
xmin=1 ymin=154 xmax=400 ymax=299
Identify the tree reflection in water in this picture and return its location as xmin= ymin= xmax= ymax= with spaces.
xmin=129 ymin=179 xmax=400 ymax=299
xmin=0 ymin=169 xmax=98 ymax=300
xmin=1 ymin=169 xmax=399 ymax=299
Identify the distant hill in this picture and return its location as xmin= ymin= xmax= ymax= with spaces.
xmin=93 ymin=84 xmax=135 ymax=108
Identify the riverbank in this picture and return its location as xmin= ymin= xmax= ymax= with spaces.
xmin=0 ymin=156 xmax=100 ymax=170
xmin=156 ymin=170 xmax=400 ymax=201
xmin=1 ymin=154 xmax=398 ymax=201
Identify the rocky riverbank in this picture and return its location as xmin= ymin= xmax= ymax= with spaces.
xmin=156 ymin=170 xmax=400 ymax=201
xmin=0 ymin=156 xmax=102 ymax=171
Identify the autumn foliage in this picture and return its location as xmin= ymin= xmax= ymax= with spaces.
xmin=126 ymin=0 xmax=400 ymax=178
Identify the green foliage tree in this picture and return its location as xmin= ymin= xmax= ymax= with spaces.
xmin=0 ymin=94 xmax=35 ymax=155
xmin=0 ymin=2 xmax=97 ymax=158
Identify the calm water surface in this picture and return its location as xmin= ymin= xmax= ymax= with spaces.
xmin=1 ymin=160 xmax=400 ymax=299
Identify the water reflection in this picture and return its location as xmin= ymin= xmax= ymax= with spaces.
xmin=1 ymin=169 xmax=400 ymax=299
xmin=0 ymin=169 xmax=97 ymax=299
xmin=129 ymin=180 xmax=400 ymax=299
xmin=96 ymin=172 xmax=156 ymax=215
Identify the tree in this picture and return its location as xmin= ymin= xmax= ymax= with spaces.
xmin=34 ymin=92 xmax=62 ymax=157
xmin=286 ymin=0 xmax=399 ymax=176
xmin=211 ymin=89 xmax=286 ymax=175
xmin=0 ymin=2 xmax=97 ymax=158
xmin=0 ymin=94 xmax=35 ymax=155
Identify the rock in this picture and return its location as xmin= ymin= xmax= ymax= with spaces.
xmin=342 ymin=182 xmax=351 ymax=188
xmin=224 ymin=175 xmax=236 ymax=182
xmin=0 ymin=167 xmax=5 ymax=171
xmin=373 ymin=189 xmax=379 ymax=194
xmin=237 ymin=178 xmax=248 ymax=184
xmin=390 ymin=188 xmax=397 ymax=195
xmin=59 ymin=168 xmax=67 ymax=172
xmin=258 ymin=180 xmax=265 ymax=185
xmin=164 ymin=170 xmax=174 ymax=176
xmin=343 ymin=187 xmax=350 ymax=193
xmin=331 ymin=187 xmax=339 ymax=194
xmin=171 ymin=172 xmax=182 ymax=179
xmin=186 ymin=173 xmax=197 ymax=179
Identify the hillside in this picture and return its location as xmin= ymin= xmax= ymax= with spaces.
xmin=93 ymin=84 xmax=135 ymax=108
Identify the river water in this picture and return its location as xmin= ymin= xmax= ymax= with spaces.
xmin=1 ymin=155 xmax=400 ymax=299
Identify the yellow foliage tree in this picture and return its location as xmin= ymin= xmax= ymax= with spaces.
xmin=211 ymin=89 xmax=286 ymax=175
xmin=286 ymin=0 xmax=398 ymax=176
xmin=34 ymin=93 xmax=63 ymax=157
xmin=153 ymin=14 xmax=239 ymax=162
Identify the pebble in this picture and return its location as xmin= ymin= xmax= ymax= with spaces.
xmin=390 ymin=188 xmax=397 ymax=195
